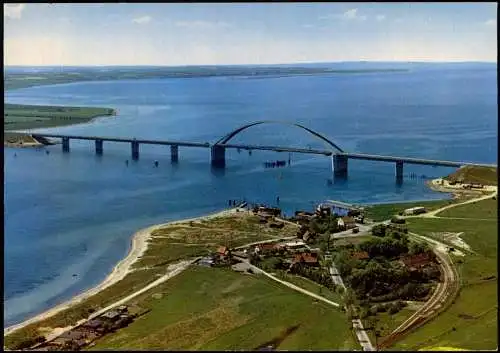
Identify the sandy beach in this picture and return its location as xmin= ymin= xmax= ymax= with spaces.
xmin=4 ymin=207 xmax=246 ymax=337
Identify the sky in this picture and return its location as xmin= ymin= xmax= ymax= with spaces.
xmin=3 ymin=2 xmax=497 ymax=66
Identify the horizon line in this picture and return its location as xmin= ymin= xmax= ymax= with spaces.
xmin=4 ymin=60 xmax=497 ymax=68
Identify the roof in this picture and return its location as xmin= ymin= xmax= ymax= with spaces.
xmin=83 ymin=319 xmax=103 ymax=328
xmin=400 ymin=253 xmax=432 ymax=267
xmin=102 ymin=310 xmax=121 ymax=319
xmin=259 ymin=243 xmax=281 ymax=250
xmin=404 ymin=206 xmax=426 ymax=212
xmin=293 ymin=253 xmax=319 ymax=264
xmin=217 ymin=246 xmax=228 ymax=254
xmin=351 ymin=251 xmax=369 ymax=260
xmin=59 ymin=330 xmax=86 ymax=340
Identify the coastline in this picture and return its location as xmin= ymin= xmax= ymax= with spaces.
xmin=4 ymin=207 xmax=245 ymax=337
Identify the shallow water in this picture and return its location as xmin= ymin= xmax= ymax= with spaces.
xmin=3 ymin=63 xmax=497 ymax=326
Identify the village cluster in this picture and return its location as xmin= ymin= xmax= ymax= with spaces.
xmin=32 ymin=306 xmax=139 ymax=351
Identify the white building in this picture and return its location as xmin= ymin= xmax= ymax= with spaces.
xmin=403 ymin=207 xmax=427 ymax=216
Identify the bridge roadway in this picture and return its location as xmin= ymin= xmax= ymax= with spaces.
xmin=221 ymin=143 xmax=331 ymax=155
xmin=30 ymin=133 xmax=210 ymax=148
xmin=338 ymin=152 xmax=497 ymax=168
xmin=29 ymin=133 xmax=497 ymax=171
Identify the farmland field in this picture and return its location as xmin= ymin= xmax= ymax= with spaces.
xmin=88 ymin=266 xmax=358 ymax=351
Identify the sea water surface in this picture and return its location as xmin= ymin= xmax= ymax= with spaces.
xmin=4 ymin=63 xmax=497 ymax=327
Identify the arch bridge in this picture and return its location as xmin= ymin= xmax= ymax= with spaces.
xmin=211 ymin=120 xmax=344 ymax=167
xmin=29 ymin=121 xmax=497 ymax=183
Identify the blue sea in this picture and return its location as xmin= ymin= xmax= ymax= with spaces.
xmin=4 ymin=62 xmax=497 ymax=327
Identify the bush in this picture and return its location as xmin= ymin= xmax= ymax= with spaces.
xmin=388 ymin=305 xmax=399 ymax=315
xmin=390 ymin=217 xmax=406 ymax=224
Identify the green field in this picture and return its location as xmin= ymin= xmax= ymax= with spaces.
xmin=364 ymin=200 xmax=453 ymax=222
xmin=445 ymin=165 xmax=497 ymax=186
xmin=436 ymin=198 xmax=497 ymax=219
xmin=390 ymin=197 xmax=497 ymax=350
xmin=89 ymin=266 xmax=358 ymax=351
xmin=4 ymin=103 xmax=115 ymax=132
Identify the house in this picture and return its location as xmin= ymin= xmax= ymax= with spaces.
xmin=82 ymin=319 xmax=104 ymax=330
xmin=399 ymin=253 xmax=433 ymax=270
xmin=116 ymin=305 xmax=128 ymax=313
xmin=52 ymin=330 xmax=87 ymax=346
xmin=198 ymin=257 xmax=214 ymax=267
xmin=291 ymin=252 xmax=319 ymax=266
xmin=351 ymin=251 xmax=369 ymax=260
xmin=316 ymin=204 xmax=332 ymax=217
xmin=283 ymin=240 xmax=306 ymax=248
xmin=257 ymin=206 xmax=281 ymax=217
xmin=102 ymin=310 xmax=121 ymax=320
xmin=471 ymin=183 xmax=484 ymax=189
xmin=402 ymin=207 xmax=427 ymax=216
xmin=216 ymin=246 xmax=231 ymax=262
xmin=337 ymin=216 xmax=356 ymax=230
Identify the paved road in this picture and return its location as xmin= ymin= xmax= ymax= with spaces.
xmin=232 ymin=255 xmax=340 ymax=308
xmin=352 ymin=319 xmax=376 ymax=351
xmin=329 ymin=263 xmax=346 ymax=289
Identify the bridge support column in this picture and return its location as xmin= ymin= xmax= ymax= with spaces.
xmin=395 ymin=160 xmax=404 ymax=185
xmin=131 ymin=141 xmax=139 ymax=160
xmin=170 ymin=145 xmax=179 ymax=163
xmin=211 ymin=145 xmax=226 ymax=168
xmin=332 ymin=154 xmax=348 ymax=179
xmin=62 ymin=137 xmax=70 ymax=153
xmin=95 ymin=139 xmax=103 ymax=155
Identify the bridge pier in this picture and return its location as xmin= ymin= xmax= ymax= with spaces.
xmin=170 ymin=145 xmax=179 ymax=163
xmin=211 ymin=145 xmax=226 ymax=168
xmin=131 ymin=141 xmax=139 ymax=160
xmin=62 ymin=137 xmax=70 ymax=153
xmin=95 ymin=139 xmax=103 ymax=155
xmin=395 ymin=160 xmax=404 ymax=184
xmin=332 ymin=154 xmax=348 ymax=179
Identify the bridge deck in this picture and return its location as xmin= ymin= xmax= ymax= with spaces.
xmin=27 ymin=133 xmax=497 ymax=168
xmin=340 ymin=152 xmax=496 ymax=168
xmin=222 ymin=143 xmax=332 ymax=155
xmin=30 ymin=134 xmax=210 ymax=148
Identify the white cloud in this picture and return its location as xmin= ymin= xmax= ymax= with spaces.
xmin=132 ymin=15 xmax=152 ymax=24
xmin=484 ymin=19 xmax=496 ymax=27
xmin=174 ymin=20 xmax=232 ymax=29
xmin=4 ymin=4 xmax=26 ymax=20
xmin=302 ymin=24 xmax=315 ymax=28
xmin=343 ymin=8 xmax=366 ymax=21
xmin=319 ymin=8 xmax=367 ymax=21
xmin=376 ymin=15 xmax=386 ymax=22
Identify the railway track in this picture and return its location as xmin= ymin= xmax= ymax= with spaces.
xmin=378 ymin=235 xmax=459 ymax=349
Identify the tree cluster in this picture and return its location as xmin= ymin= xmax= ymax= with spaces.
xmin=290 ymin=263 xmax=338 ymax=292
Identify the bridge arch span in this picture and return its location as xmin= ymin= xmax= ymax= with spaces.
xmin=214 ymin=120 xmax=345 ymax=153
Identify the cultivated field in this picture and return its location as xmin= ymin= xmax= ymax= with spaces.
xmin=88 ymin=266 xmax=358 ymax=351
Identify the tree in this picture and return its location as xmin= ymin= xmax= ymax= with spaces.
xmin=309 ymin=219 xmax=321 ymax=234
xmin=372 ymin=224 xmax=387 ymax=237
